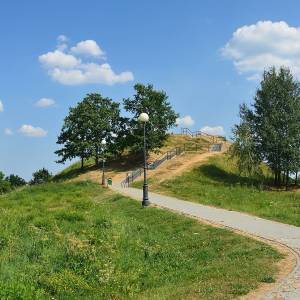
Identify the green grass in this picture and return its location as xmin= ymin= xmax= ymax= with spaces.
xmin=137 ymin=155 xmax=300 ymax=227
xmin=0 ymin=181 xmax=282 ymax=299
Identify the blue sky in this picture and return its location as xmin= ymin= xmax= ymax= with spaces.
xmin=1 ymin=0 xmax=300 ymax=180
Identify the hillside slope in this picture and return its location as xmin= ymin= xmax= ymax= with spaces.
xmin=0 ymin=181 xmax=282 ymax=299
xmin=54 ymin=134 xmax=226 ymax=184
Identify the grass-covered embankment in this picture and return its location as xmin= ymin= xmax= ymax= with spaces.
xmin=138 ymin=154 xmax=300 ymax=227
xmin=53 ymin=134 xmax=211 ymax=182
xmin=0 ymin=181 xmax=282 ymax=299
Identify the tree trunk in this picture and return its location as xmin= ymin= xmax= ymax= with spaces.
xmin=285 ymin=170 xmax=289 ymax=191
xmin=275 ymin=170 xmax=281 ymax=187
xmin=81 ymin=157 xmax=84 ymax=169
xmin=95 ymin=146 xmax=99 ymax=166
xmin=295 ymin=172 xmax=298 ymax=185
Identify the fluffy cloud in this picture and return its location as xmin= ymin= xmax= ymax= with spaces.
xmin=49 ymin=63 xmax=133 ymax=85
xmin=39 ymin=50 xmax=80 ymax=69
xmin=4 ymin=128 xmax=13 ymax=135
xmin=201 ymin=126 xmax=225 ymax=136
xmin=0 ymin=100 xmax=3 ymax=112
xmin=222 ymin=21 xmax=300 ymax=79
xmin=71 ymin=40 xmax=105 ymax=57
xmin=35 ymin=98 xmax=56 ymax=108
xmin=176 ymin=115 xmax=195 ymax=127
xmin=19 ymin=125 xmax=47 ymax=137
xmin=39 ymin=36 xmax=134 ymax=85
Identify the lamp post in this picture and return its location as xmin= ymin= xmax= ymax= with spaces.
xmin=138 ymin=112 xmax=150 ymax=207
xmin=101 ymin=139 xmax=106 ymax=186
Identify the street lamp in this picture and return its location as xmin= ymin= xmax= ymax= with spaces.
xmin=101 ymin=139 xmax=107 ymax=186
xmin=138 ymin=112 xmax=150 ymax=207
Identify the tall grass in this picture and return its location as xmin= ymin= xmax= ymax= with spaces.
xmin=0 ymin=181 xmax=281 ymax=299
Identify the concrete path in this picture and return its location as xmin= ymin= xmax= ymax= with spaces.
xmin=112 ymin=184 xmax=300 ymax=300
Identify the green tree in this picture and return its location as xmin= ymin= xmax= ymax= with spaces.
xmin=5 ymin=174 xmax=26 ymax=188
xmin=230 ymin=104 xmax=261 ymax=176
xmin=30 ymin=168 xmax=52 ymax=185
xmin=253 ymin=67 xmax=300 ymax=187
xmin=55 ymin=94 xmax=122 ymax=167
xmin=123 ymin=83 xmax=178 ymax=153
xmin=0 ymin=171 xmax=11 ymax=194
xmin=232 ymin=67 xmax=300 ymax=188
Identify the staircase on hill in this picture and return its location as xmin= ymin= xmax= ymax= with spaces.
xmin=181 ymin=128 xmax=226 ymax=143
xmin=121 ymin=136 xmax=224 ymax=187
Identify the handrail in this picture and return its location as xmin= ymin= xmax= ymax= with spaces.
xmin=181 ymin=128 xmax=226 ymax=142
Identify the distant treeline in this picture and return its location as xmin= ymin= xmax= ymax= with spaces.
xmin=0 ymin=172 xmax=26 ymax=194
xmin=0 ymin=168 xmax=53 ymax=194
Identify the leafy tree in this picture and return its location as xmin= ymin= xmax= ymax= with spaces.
xmin=230 ymin=104 xmax=261 ymax=176
xmin=123 ymin=83 xmax=178 ymax=153
xmin=30 ymin=168 xmax=52 ymax=185
xmin=55 ymin=94 xmax=123 ymax=168
xmin=55 ymin=94 xmax=122 ymax=167
xmin=5 ymin=174 xmax=26 ymax=188
xmin=0 ymin=171 xmax=11 ymax=194
xmin=80 ymin=94 xmax=123 ymax=165
xmin=232 ymin=67 xmax=300 ymax=188
xmin=55 ymin=103 xmax=92 ymax=169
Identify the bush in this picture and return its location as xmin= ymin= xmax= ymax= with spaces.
xmin=0 ymin=171 xmax=11 ymax=194
xmin=30 ymin=168 xmax=52 ymax=185
xmin=5 ymin=174 xmax=26 ymax=188
xmin=0 ymin=180 xmax=11 ymax=194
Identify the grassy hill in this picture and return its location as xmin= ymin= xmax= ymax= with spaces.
xmin=54 ymin=134 xmax=212 ymax=182
xmin=0 ymin=181 xmax=282 ymax=299
xmin=134 ymin=154 xmax=300 ymax=227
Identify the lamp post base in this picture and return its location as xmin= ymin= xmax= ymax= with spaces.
xmin=142 ymin=184 xmax=150 ymax=207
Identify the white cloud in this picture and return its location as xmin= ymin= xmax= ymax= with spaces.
xmin=49 ymin=63 xmax=133 ymax=85
xmin=39 ymin=50 xmax=80 ymax=69
xmin=35 ymin=98 xmax=56 ymax=108
xmin=201 ymin=126 xmax=225 ymax=136
xmin=222 ymin=21 xmax=300 ymax=80
xmin=4 ymin=128 xmax=13 ymax=135
xmin=176 ymin=115 xmax=195 ymax=127
xmin=0 ymin=100 xmax=3 ymax=112
xmin=39 ymin=37 xmax=134 ymax=85
xmin=19 ymin=125 xmax=47 ymax=137
xmin=57 ymin=35 xmax=68 ymax=43
xmin=56 ymin=35 xmax=68 ymax=51
xmin=71 ymin=40 xmax=105 ymax=58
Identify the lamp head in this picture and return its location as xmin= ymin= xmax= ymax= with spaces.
xmin=138 ymin=112 xmax=149 ymax=123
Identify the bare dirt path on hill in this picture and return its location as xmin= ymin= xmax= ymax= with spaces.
xmin=145 ymin=151 xmax=223 ymax=184
xmin=74 ymin=150 xmax=224 ymax=185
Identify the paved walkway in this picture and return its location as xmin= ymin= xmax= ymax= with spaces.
xmin=112 ymin=184 xmax=300 ymax=300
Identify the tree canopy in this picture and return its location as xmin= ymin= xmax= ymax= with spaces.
xmin=0 ymin=171 xmax=26 ymax=194
xmin=30 ymin=168 xmax=52 ymax=185
xmin=123 ymin=83 xmax=178 ymax=152
xmin=232 ymin=67 xmax=300 ymax=187
xmin=55 ymin=93 xmax=123 ymax=167
xmin=55 ymin=84 xmax=179 ymax=167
